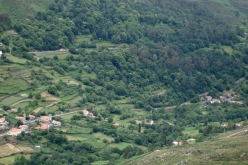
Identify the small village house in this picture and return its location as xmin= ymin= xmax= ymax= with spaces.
xmin=19 ymin=125 xmax=29 ymax=131
xmin=210 ymin=99 xmax=221 ymax=104
xmin=172 ymin=141 xmax=178 ymax=146
xmin=205 ymin=96 xmax=212 ymax=102
xmin=40 ymin=116 xmax=51 ymax=123
xmin=8 ymin=128 xmax=23 ymax=136
xmin=35 ymin=124 xmax=49 ymax=130
xmin=0 ymin=116 xmax=6 ymax=124
xmin=114 ymin=123 xmax=120 ymax=127
xmin=52 ymin=120 xmax=61 ymax=127
xmin=29 ymin=115 xmax=36 ymax=120
xmin=186 ymin=138 xmax=196 ymax=143
xmin=82 ymin=109 xmax=89 ymax=116
xmin=15 ymin=116 xmax=25 ymax=121
xmin=221 ymin=124 xmax=228 ymax=128
xmin=219 ymin=96 xmax=227 ymax=102
xmin=88 ymin=112 xmax=95 ymax=118
xmin=235 ymin=123 xmax=242 ymax=127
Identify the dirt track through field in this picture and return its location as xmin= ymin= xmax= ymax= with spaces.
xmin=12 ymin=99 xmax=31 ymax=106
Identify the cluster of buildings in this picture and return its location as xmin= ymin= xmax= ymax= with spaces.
xmin=172 ymin=138 xmax=196 ymax=146
xmin=5 ymin=114 xmax=62 ymax=136
xmin=205 ymin=95 xmax=243 ymax=105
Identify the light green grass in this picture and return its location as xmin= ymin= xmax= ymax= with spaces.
xmin=0 ymin=0 xmax=50 ymax=20
xmin=92 ymin=161 xmax=109 ymax=165
xmin=6 ymin=55 xmax=28 ymax=64
xmin=93 ymin=132 xmax=114 ymax=141
xmin=14 ymin=102 xmax=29 ymax=109
xmin=0 ymin=78 xmax=30 ymax=95
xmin=221 ymin=46 xmax=233 ymax=54
xmin=0 ymin=154 xmax=30 ymax=165
xmin=66 ymin=135 xmax=87 ymax=141
xmin=36 ymin=51 xmax=71 ymax=59
xmin=0 ymin=95 xmax=23 ymax=106
xmin=108 ymin=142 xmax=133 ymax=150
xmin=60 ymin=114 xmax=75 ymax=121
xmin=183 ymin=127 xmax=199 ymax=136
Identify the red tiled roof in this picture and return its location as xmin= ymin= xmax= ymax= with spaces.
xmin=40 ymin=116 xmax=50 ymax=122
xmin=35 ymin=124 xmax=49 ymax=130
xmin=9 ymin=128 xmax=23 ymax=133
xmin=0 ymin=117 xmax=5 ymax=122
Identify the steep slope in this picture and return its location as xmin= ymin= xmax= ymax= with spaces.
xmin=125 ymin=127 xmax=248 ymax=165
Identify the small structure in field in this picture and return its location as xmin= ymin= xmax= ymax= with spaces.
xmin=113 ymin=123 xmax=120 ymax=127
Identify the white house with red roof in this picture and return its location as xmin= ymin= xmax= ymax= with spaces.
xmin=205 ymin=96 xmax=212 ymax=102
xmin=0 ymin=116 xmax=6 ymax=124
xmin=19 ymin=125 xmax=29 ymax=131
xmin=82 ymin=109 xmax=89 ymax=116
xmin=8 ymin=128 xmax=23 ymax=136
xmin=15 ymin=116 xmax=25 ymax=121
xmin=35 ymin=124 xmax=49 ymax=130
xmin=40 ymin=116 xmax=51 ymax=123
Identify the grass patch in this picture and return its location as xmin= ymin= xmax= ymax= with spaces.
xmin=0 ymin=95 xmax=23 ymax=106
xmin=6 ymin=55 xmax=28 ymax=64
xmin=93 ymin=132 xmax=114 ymax=141
xmin=60 ymin=114 xmax=76 ymax=121
xmin=0 ymin=154 xmax=30 ymax=165
xmin=41 ymin=147 xmax=51 ymax=154
xmin=0 ymin=78 xmax=30 ymax=95
xmin=221 ymin=45 xmax=233 ymax=54
xmin=92 ymin=160 xmax=109 ymax=165
xmin=0 ymin=143 xmax=21 ymax=157
xmin=66 ymin=135 xmax=87 ymax=141
xmin=183 ymin=127 xmax=199 ymax=136
xmin=108 ymin=142 xmax=132 ymax=150
xmin=14 ymin=101 xmax=30 ymax=109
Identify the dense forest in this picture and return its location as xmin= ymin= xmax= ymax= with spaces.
xmin=1 ymin=0 xmax=247 ymax=105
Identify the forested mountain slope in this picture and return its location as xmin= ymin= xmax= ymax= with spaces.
xmin=2 ymin=0 xmax=247 ymax=105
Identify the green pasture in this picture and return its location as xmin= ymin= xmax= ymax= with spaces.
xmin=6 ymin=55 xmax=28 ymax=64
xmin=93 ymin=132 xmax=114 ymax=141
xmin=0 ymin=95 xmax=23 ymax=106
xmin=0 ymin=78 xmax=30 ymax=95
xmin=14 ymin=101 xmax=29 ymax=109
xmin=0 ymin=154 xmax=30 ymax=165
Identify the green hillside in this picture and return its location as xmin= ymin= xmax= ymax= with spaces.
xmin=0 ymin=0 xmax=248 ymax=165
xmin=126 ymin=127 xmax=248 ymax=165
xmin=0 ymin=0 xmax=50 ymax=20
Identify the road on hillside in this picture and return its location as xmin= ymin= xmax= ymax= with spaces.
xmin=226 ymin=126 xmax=248 ymax=138
xmin=52 ymin=110 xmax=80 ymax=117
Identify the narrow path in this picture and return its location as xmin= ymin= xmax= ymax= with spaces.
xmin=226 ymin=127 xmax=248 ymax=138
xmin=12 ymin=99 xmax=31 ymax=106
